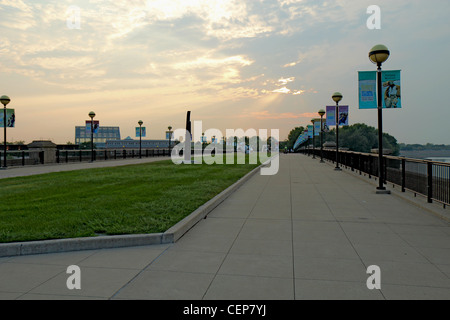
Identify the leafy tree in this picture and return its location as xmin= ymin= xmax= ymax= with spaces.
xmin=287 ymin=126 xmax=305 ymax=149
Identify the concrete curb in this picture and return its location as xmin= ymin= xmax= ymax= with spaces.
xmin=0 ymin=162 xmax=265 ymax=258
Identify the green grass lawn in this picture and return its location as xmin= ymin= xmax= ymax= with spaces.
xmin=0 ymin=158 xmax=261 ymax=243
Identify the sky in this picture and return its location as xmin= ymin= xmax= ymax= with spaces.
xmin=0 ymin=0 xmax=450 ymax=145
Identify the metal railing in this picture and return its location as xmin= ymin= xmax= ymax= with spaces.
xmin=0 ymin=150 xmax=45 ymax=166
xmin=0 ymin=149 xmax=171 ymax=167
xmin=300 ymin=148 xmax=450 ymax=208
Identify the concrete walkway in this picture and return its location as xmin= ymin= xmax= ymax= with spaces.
xmin=0 ymin=154 xmax=449 ymax=300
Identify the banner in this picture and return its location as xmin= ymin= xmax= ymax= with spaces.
xmin=136 ymin=127 xmax=146 ymax=137
xmin=313 ymin=119 xmax=321 ymax=136
xmin=326 ymin=106 xmax=349 ymax=126
xmin=307 ymin=125 xmax=313 ymax=138
xmin=326 ymin=106 xmax=336 ymax=127
xmin=0 ymin=109 xmax=15 ymax=128
xmin=86 ymin=120 xmax=99 ymax=133
xmin=166 ymin=131 xmax=173 ymax=140
xmin=358 ymin=70 xmax=402 ymax=109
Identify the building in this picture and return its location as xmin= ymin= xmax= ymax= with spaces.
xmin=106 ymin=137 xmax=169 ymax=149
xmin=75 ymin=126 xmax=121 ymax=149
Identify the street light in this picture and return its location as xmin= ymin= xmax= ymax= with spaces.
xmin=369 ymin=44 xmax=390 ymax=193
xmin=168 ymin=126 xmax=173 ymax=154
xmin=332 ymin=92 xmax=343 ymax=171
xmin=89 ymin=111 xmax=96 ymax=162
xmin=311 ymin=119 xmax=316 ymax=159
xmin=138 ymin=120 xmax=143 ymax=158
xmin=1 ymin=95 xmax=11 ymax=169
xmin=318 ymin=109 xmax=326 ymax=163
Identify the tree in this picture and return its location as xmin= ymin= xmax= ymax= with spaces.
xmin=287 ymin=126 xmax=305 ymax=149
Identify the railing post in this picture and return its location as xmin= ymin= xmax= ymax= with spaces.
xmin=114 ymin=150 xmax=117 ymax=160
xmin=22 ymin=151 xmax=25 ymax=166
xmin=427 ymin=161 xmax=433 ymax=203
xmin=56 ymin=150 xmax=60 ymax=163
xmin=66 ymin=151 xmax=69 ymax=163
xmin=401 ymin=158 xmax=406 ymax=192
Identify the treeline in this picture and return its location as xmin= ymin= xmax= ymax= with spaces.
xmin=283 ymin=123 xmax=400 ymax=156
xmin=399 ymin=143 xmax=450 ymax=151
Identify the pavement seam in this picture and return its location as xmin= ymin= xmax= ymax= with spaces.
xmin=108 ymin=244 xmax=173 ymax=300
xmin=300 ymin=155 xmax=388 ymax=300
xmin=200 ymin=168 xmax=272 ymax=300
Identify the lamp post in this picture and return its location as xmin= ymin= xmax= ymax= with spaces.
xmin=168 ymin=126 xmax=173 ymax=154
xmin=311 ymin=119 xmax=316 ymax=159
xmin=89 ymin=111 xmax=96 ymax=162
xmin=332 ymin=92 xmax=343 ymax=171
xmin=138 ymin=120 xmax=143 ymax=158
xmin=369 ymin=44 xmax=390 ymax=193
xmin=1 ymin=95 xmax=11 ymax=169
xmin=318 ymin=109 xmax=325 ymax=163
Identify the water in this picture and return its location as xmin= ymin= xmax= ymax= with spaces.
xmin=425 ymin=157 xmax=450 ymax=163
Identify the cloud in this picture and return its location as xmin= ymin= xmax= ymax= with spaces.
xmin=240 ymin=110 xmax=318 ymax=120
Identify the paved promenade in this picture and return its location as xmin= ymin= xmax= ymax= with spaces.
xmin=0 ymin=154 xmax=449 ymax=300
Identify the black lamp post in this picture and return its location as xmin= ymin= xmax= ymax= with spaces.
xmin=89 ymin=111 xmax=96 ymax=162
xmin=369 ymin=44 xmax=390 ymax=193
xmin=138 ymin=120 xmax=143 ymax=158
xmin=168 ymin=126 xmax=173 ymax=154
xmin=318 ymin=109 xmax=325 ymax=163
xmin=311 ymin=119 xmax=316 ymax=159
xmin=1 ymin=95 xmax=11 ymax=169
xmin=332 ymin=92 xmax=343 ymax=171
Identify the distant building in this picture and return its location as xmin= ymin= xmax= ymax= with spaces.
xmin=75 ymin=126 xmax=121 ymax=149
xmin=106 ymin=136 xmax=169 ymax=149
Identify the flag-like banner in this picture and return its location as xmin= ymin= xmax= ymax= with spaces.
xmin=326 ymin=106 xmax=349 ymax=126
xmin=136 ymin=127 xmax=146 ymax=137
xmin=0 ymin=109 xmax=15 ymax=128
xmin=313 ymin=119 xmax=321 ymax=136
xmin=86 ymin=120 xmax=99 ymax=133
xmin=358 ymin=70 xmax=402 ymax=109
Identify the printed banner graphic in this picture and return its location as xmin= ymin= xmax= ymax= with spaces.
xmin=313 ymin=120 xmax=322 ymax=136
xmin=166 ymin=131 xmax=174 ymax=140
xmin=86 ymin=121 xmax=99 ymax=133
xmin=0 ymin=109 xmax=15 ymax=128
xmin=307 ymin=125 xmax=313 ymax=138
xmin=326 ymin=106 xmax=349 ymax=126
xmin=136 ymin=127 xmax=146 ymax=137
xmin=358 ymin=70 xmax=402 ymax=109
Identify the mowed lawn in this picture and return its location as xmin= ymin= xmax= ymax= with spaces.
xmin=0 ymin=159 xmax=260 ymax=243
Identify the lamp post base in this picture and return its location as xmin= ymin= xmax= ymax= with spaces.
xmin=334 ymin=167 xmax=342 ymax=171
xmin=320 ymin=159 xmax=325 ymax=163
xmin=376 ymin=187 xmax=391 ymax=194
xmin=0 ymin=167 xmax=7 ymax=170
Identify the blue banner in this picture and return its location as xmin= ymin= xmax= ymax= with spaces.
xmin=0 ymin=109 xmax=15 ymax=128
xmin=359 ymin=70 xmax=402 ymax=109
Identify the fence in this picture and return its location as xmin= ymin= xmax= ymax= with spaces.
xmin=0 ymin=149 xmax=171 ymax=167
xmin=300 ymin=148 xmax=450 ymax=208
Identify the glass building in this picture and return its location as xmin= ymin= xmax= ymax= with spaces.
xmin=75 ymin=126 xmax=121 ymax=148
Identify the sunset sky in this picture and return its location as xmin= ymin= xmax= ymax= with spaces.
xmin=0 ymin=0 xmax=449 ymax=144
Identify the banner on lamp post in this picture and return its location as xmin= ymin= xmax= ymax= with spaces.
xmin=0 ymin=109 xmax=15 ymax=128
xmin=358 ymin=70 xmax=402 ymax=109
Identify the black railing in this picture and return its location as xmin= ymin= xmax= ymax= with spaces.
xmin=300 ymin=148 xmax=450 ymax=208
xmin=0 ymin=150 xmax=45 ymax=166
xmin=0 ymin=149 xmax=171 ymax=168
